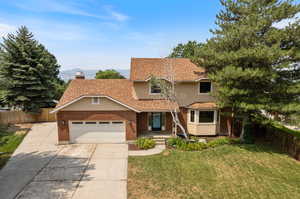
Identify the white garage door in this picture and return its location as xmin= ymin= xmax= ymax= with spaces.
xmin=69 ymin=121 xmax=126 ymax=143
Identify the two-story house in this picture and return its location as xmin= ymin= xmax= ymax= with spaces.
xmin=51 ymin=58 xmax=228 ymax=144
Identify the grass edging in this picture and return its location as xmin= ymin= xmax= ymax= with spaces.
xmin=0 ymin=124 xmax=29 ymax=169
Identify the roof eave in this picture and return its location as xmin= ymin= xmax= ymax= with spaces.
xmin=50 ymin=95 xmax=141 ymax=114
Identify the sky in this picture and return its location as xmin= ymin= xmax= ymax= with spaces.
xmin=0 ymin=0 xmax=298 ymax=71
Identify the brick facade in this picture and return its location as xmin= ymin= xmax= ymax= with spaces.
xmin=56 ymin=111 xmax=137 ymax=143
xmin=136 ymin=111 xmax=184 ymax=136
xmin=178 ymin=107 xmax=188 ymax=131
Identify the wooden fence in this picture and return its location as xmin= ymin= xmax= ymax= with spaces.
xmin=0 ymin=108 xmax=56 ymax=124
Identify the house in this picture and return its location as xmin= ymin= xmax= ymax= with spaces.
xmin=51 ymin=58 xmax=229 ymax=144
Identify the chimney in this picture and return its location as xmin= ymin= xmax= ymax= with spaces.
xmin=75 ymin=71 xmax=85 ymax=79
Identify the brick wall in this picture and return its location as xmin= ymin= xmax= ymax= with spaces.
xmin=56 ymin=111 xmax=137 ymax=143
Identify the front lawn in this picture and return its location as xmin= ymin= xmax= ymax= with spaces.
xmin=0 ymin=125 xmax=28 ymax=169
xmin=128 ymin=144 xmax=300 ymax=199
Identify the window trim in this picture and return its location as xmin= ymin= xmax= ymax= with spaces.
xmin=198 ymin=81 xmax=212 ymax=95
xmin=198 ymin=110 xmax=217 ymax=124
xmin=91 ymin=97 xmax=100 ymax=104
xmin=149 ymin=83 xmax=162 ymax=95
xmin=188 ymin=109 xmax=217 ymax=124
xmin=190 ymin=110 xmax=195 ymax=123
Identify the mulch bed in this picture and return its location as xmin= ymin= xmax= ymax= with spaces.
xmin=128 ymin=143 xmax=140 ymax=151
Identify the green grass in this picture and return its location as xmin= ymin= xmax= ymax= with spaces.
xmin=0 ymin=126 xmax=26 ymax=169
xmin=128 ymin=144 xmax=300 ymax=199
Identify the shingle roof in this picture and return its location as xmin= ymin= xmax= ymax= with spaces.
xmin=55 ymin=79 xmax=178 ymax=112
xmin=130 ymin=58 xmax=207 ymax=81
xmin=187 ymin=102 xmax=217 ymax=109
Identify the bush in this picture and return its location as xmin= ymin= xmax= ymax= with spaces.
xmin=167 ymin=137 xmax=239 ymax=151
xmin=136 ymin=138 xmax=156 ymax=150
xmin=167 ymin=137 xmax=207 ymax=151
xmin=207 ymin=137 xmax=231 ymax=147
xmin=167 ymin=137 xmax=184 ymax=147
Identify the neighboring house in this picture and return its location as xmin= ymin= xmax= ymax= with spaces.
xmin=51 ymin=58 xmax=229 ymax=144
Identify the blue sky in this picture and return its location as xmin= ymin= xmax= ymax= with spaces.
xmin=0 ymin=0 xmax=298 ymax=70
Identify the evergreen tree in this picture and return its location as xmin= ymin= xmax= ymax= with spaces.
xmin=195 ymin=0 xmax=300 ymax=138
xmin=169 ymin=40 xmax=203 ymax=59
xmin=0 ymin=26 xmax=61 ymax=112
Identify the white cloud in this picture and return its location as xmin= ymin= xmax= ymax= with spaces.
xmin=11 ymin=0 xmax=129 ymax=22
xmin=104 ymin=6 xmax=129 ymax=22
xmin=273 ymin=13 xmax=300 ymax=29
xmin=110 ymin=11 xmax=129 ymax=22
xmin=0 ymin=23 xmax=16 ymax=37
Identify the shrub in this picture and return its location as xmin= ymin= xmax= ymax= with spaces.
xmin=207 ymin=137 xmax=231 ymax=147
xmin=167 ymin=137 xmax=207 ymax=151
xmin=167 ymin=137 xmax=184 ymax=147
xmin=136 ymin=138 xmax=156 ymax=150
xmin=167 ymin=137 xmax=239 ymax=151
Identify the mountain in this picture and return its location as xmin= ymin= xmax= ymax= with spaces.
xmin=59 ymin=68 xmax=130 ymax=81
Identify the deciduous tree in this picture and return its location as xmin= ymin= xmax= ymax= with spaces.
xmin=95 ymin=69 xmax=125 ymax=79
xmin=169 ymin=40 xmax=203 ymax=59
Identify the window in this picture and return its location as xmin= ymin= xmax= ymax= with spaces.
xmin=112 ymin=121 xmax=123 ymax=124
xmin=85 ymin=122 xmax=96 ymax=124
xmin=199 ymin=82 xmax=211 ymax=93
xmin=72 ymin=122 xmax=83 ymax=124
xmin=150 ymin=84 xmax=161 ymax=94
xmin=99 ymin=122 xmax=110 ymax=124
xmin=198 ymin=111 xmax=215 ymax=123
xmin=92 ymin=97 xmax=100 ymax=104
xmin=190 ymin=110 xmax=195 ymax=122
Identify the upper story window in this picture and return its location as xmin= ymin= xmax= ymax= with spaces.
xmin=91 ymin=97 xmax=100 ymax=104
xmin=150 ymin=84 xmax=161 ymax=94
xmin=199 ymin=81 xmax=212 ymax=94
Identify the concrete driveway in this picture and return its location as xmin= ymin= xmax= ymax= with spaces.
xmin=0 ymin=122 xmax=128 ymax=199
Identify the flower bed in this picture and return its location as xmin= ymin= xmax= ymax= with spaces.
xmin=167 ymin=137 xmax=240 ymax=151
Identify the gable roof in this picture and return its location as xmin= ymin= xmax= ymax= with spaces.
xmin=130 ymin=58 xmax=207 ymax=82
xmin=52 ymin=79 xmax=179 ymax=113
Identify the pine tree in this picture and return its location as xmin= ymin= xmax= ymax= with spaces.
xmin=0 ymin=26 xmax=61 ymax=113
xmin=195 ymin=0 xmax=300 ymax=138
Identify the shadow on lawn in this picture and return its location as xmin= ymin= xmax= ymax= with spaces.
xmin=234 ymin=142 xmax=287 ymax=155
xmin=0 ymin=147 xmax=95 ymax=199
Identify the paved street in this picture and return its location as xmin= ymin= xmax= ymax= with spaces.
xmin=0 ymin=122 xmax=128 ymax=199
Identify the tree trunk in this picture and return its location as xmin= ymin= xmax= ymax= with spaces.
xmin=240 ymin=116 xmax=249 ymax=142
xmin=227 ymin=117 xmax=232 ymax=137
xmin=170 ymin=109 xmax=188 ymax=139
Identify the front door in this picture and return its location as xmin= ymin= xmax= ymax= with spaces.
xmin=151 ymin=113 xmax=162 ymax=131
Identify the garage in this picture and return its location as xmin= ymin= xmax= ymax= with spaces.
xmin=69 ymin=121 xmax=126 ymax=143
